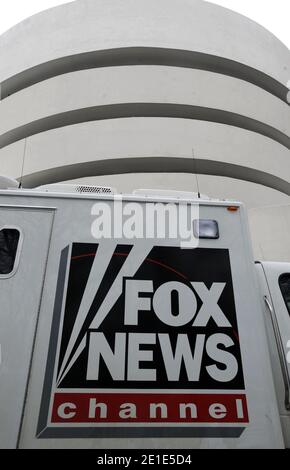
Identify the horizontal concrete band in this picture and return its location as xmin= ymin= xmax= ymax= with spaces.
xmin=0 ymin=67 xmax=289 ymax=150
xmin=0 ymin=103 xmax=289 ymax=152
xmin=1 ymin=0 xmax=289 ymax=87
xmin=1 ymin=47 xmax=288 ymax=102
xmin=6 ymin=118 xmax=287 ymax=179
xmin=20 ymin=157 xmax=290 ymax=196
xmin=2 ymin=117 xmax=288 ymax=187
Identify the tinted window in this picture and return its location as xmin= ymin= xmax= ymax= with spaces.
xmin=193 ymin=219 xmax=219 ymax=239
xmin=279 ymin=273 xmax=290 ymax=316
xmin=0 ymin=229 xmax=20 ymax=275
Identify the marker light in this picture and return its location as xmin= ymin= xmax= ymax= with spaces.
xmin=193 ymin=219 xmax=219 ymax=239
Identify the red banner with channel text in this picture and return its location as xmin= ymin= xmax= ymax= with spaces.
xmin=51 ymin=392 xmax=249 ymax=424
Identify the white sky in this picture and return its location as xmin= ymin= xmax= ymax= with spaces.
xmin=0 ymin=0 xmax=289 ymax=48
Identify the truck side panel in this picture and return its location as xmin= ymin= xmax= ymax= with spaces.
xmin=0 ymin=206 xmax=54 ymax=449
xmin=13 ymin=196 xmax=283 ymax=449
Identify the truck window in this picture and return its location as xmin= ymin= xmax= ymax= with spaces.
xmin=279 ymin=273 xmax=290 ymax=316
xmin=193 ymin=219 xmax=219 ymax=239
xmin=0 ymin=228 xmax=21 ymax=276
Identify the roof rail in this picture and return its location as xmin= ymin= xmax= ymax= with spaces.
xmin=133 ymin=189 xmax=210 ymax=199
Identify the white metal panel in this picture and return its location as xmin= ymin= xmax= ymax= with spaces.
xmin=0 ymin=205 xmax=54 ymax=448
xmin=14 ymin=194 xmax=283 ymax=448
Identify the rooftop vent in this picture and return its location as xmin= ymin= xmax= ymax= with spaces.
xmin=36 ymin=184 xmax=116 ymax=195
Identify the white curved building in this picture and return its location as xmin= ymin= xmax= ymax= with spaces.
xmin=0 ymin=0 xmax=290 ymax=260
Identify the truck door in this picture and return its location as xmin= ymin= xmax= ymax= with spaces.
xmin=276 ymin=272 xmax=290 ymax=388
xmin=0 ymin=205 xmax=54 ymax=449
xmin=256 ymin=262 xmax=290 ymax=447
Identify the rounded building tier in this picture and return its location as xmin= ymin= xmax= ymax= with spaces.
xmin=0 ymin=0 xmax=289 ymax=260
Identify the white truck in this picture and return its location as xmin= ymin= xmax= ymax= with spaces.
xmin=0 ymin=181 xmax=289 ymax=449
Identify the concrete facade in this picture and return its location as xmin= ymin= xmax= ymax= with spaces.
xmin=0 ymin=0 xmax=289 ymax=260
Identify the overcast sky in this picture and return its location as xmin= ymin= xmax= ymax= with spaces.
xmin=0 ymin=0 xmax=289 ymax=48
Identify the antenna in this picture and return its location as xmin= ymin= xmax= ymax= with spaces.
xmin=19 ymin=138 xmax=28 ymax=188
xmin=192 ymin=149 xmax=201 ymax=199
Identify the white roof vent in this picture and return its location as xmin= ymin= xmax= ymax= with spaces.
xmin=0 ymin=175 xmax=19 ymax=190
xmin=36 ymin=184 xmax=116 ymax=195
xmin=133 ymin=189 xmax=210 ymax=200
